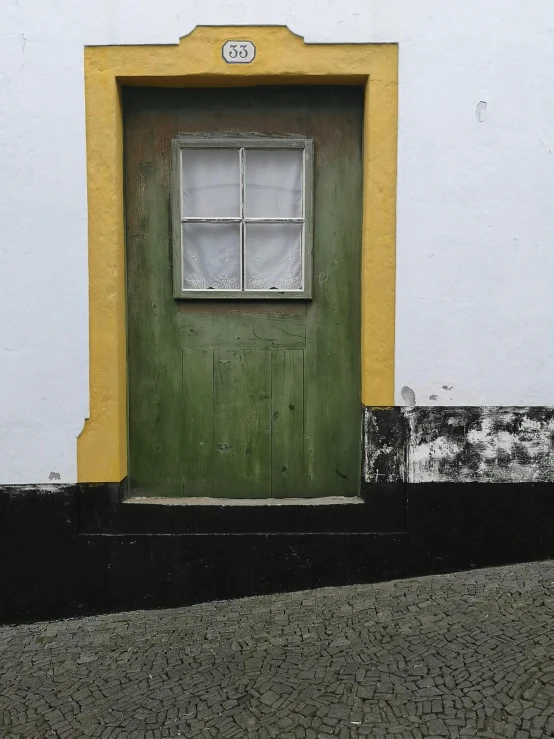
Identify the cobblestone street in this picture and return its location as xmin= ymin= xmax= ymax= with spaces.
xmin=0 ymin=562 xmax=552 ymax=739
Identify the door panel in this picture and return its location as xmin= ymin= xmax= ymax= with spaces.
xmin=270 ymin=349 xmax=305 ymax=497
xmin=124 ymin=86 xmax=362 ymax=498
xmin=213 ymin=349 xmax=272 ymax=498
xmin=182 ymin=349 xmax=214 ymax=496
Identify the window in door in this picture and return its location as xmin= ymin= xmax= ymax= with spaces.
xmin=171 ymin=136 xmax=314 ymax=299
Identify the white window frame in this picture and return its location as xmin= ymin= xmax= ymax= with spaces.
xmin=171 ymin=135 xmax=314 ymax=299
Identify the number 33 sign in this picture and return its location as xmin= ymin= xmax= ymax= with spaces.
xmin=222 ymin=40 xmax=256 ymax=64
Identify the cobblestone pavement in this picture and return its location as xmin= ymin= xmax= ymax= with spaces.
xmin=0 ymin=562 xmax=552 ymax=739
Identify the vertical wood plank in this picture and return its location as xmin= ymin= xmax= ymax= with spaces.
xmin=125 ymin=91 xmax=183 ymax=496
xmin=271 ymin=350 xmax=304 ymax=497
xmin=303 ymin=89 xmax=363 ymax=496
xmin=213 ymin=350 xmax=271 ymax=497
xmin=182 ymin=349 xmax=214 ymax=496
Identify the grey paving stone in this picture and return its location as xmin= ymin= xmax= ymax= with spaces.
xmin=0 ymin=562 xmax=552 ymax=738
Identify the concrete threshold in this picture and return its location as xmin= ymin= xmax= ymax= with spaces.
xmin=124 ymin=496 xmax=363 ymax=506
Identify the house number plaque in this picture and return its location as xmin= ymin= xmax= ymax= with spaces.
xmin=222 ymin=40 xmax=256 ymax=64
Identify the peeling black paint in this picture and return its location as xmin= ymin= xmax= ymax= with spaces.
xmin=363 ymin=406 xmax=406 ymax=484
xmin=364 ymin=406 xmax=554 ymax=483
xmin=406 ymin=407 xmax=554 ymax=483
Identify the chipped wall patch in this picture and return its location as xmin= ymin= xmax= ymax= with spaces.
xmin=476 ymin=101 xmax=487 ymax=122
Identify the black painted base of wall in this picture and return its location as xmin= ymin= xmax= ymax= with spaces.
xmin=0 ymin=481 xmax=552 ymax=624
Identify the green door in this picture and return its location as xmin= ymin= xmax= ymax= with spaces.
xmin=124 ymin=86 xmax=363 ymax=498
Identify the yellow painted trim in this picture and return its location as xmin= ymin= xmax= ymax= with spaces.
xmin=78 ymin=26 xmax=397 ymax=482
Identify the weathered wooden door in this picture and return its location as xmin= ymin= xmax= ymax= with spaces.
xmin=124 ymin=86 xmax=362 ymax=498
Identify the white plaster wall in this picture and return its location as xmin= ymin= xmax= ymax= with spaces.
xmin=1 ymin=0 xmax=554 ymax=483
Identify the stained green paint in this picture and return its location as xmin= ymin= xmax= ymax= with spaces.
xmin=126 ymin=99 xmax=184 ymax=497
xmin=302 ymin=98 xmax=363 ymax=495
xmin=124 ymin=86 xmax=362 ymax=498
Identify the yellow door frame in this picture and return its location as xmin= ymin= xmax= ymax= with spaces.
xmin=78 ymin=26 xmax=398 ymax=483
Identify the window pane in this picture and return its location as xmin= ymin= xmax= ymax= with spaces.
xmin=244 ymin=150 xmax=303 ymax=218
xmin=181 ymin=149 xmax=240 ymax=217
xmin=182 ymin=223 xmax=241 ymax=290
xmin=244 ymin=224 xmax=303 ymax=291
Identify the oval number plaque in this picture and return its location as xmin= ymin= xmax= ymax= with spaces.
xmin=222 ymin=40 xmax=256 ymax=64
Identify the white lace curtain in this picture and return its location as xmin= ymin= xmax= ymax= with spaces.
xmin=181 ymin=147 xmax=303 ymax=291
